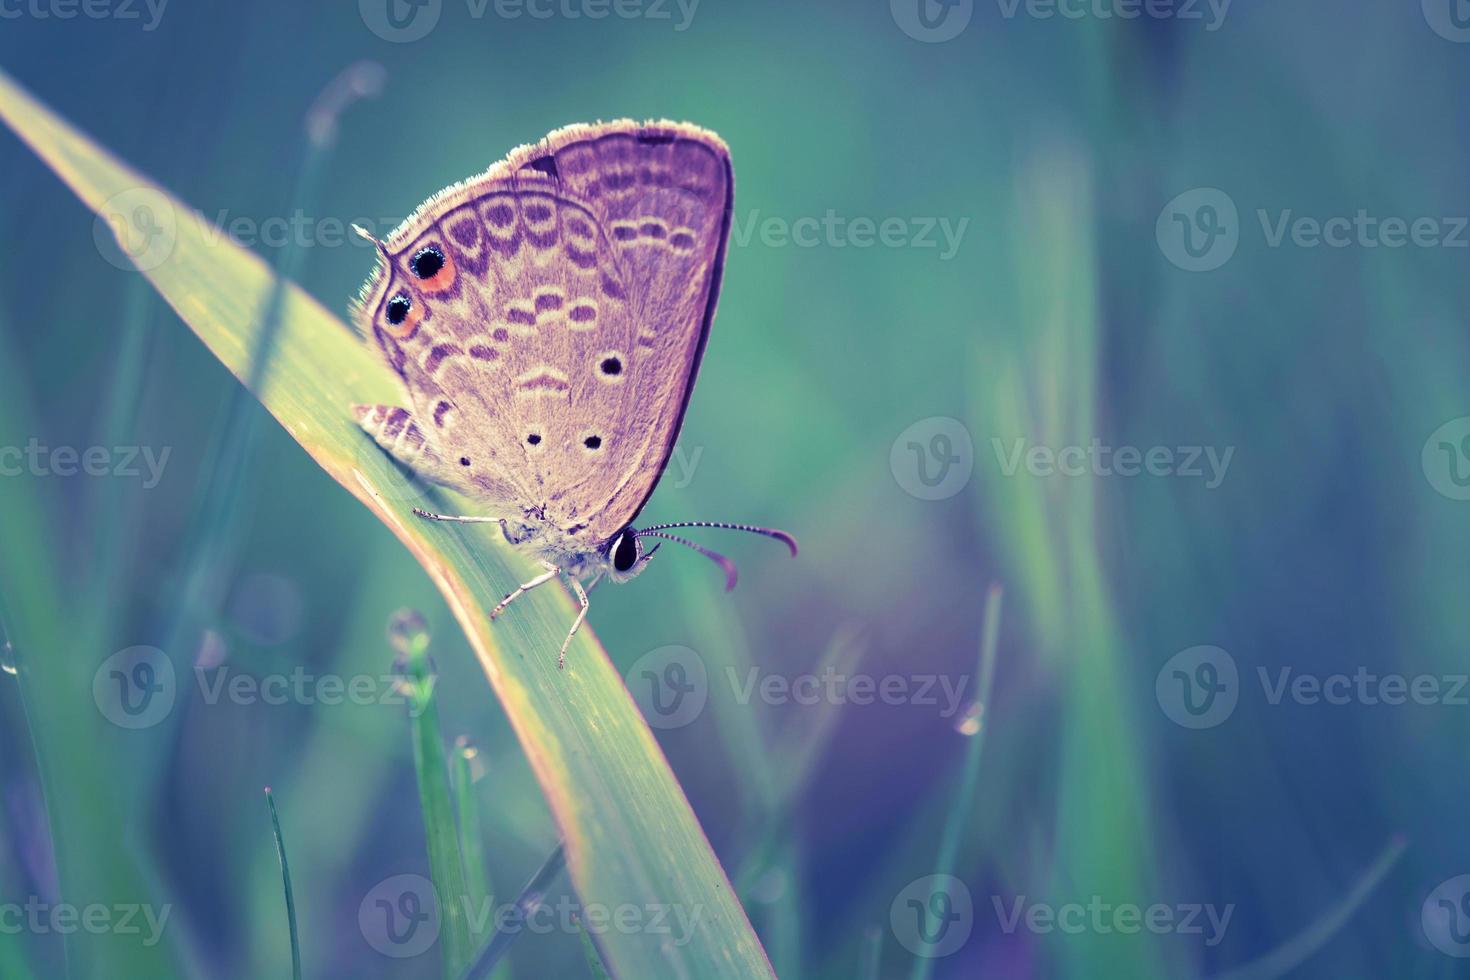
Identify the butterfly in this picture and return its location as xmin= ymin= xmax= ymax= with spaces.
xmin=350 ymin=120 xmax=796 ymax=668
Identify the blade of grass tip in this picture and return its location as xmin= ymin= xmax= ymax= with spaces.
xmin=1207 ymin=835 xmax=1407 ymax=980
xmin=576 ymin=915 xmax=614 ymax=980
xmin=452 ymin=737 xmax=507 ymax=978
xmin=858 ymin=925 xmax=883 ymax=980
xmin=907 ymin=584 xmax=1003 ymax=980
xmin=391 ymin=610 xmax=473 ymax=978
xmin=457 ymin=843 xmax=568 ymax=980
xmin=264 ymin=788 xmax=302 ymax=980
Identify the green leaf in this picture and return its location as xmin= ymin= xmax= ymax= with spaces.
xmin=264 ymin=788 xmax=303 ymax=980
xmin=909 ymin=584 xmax=1002 ymax=980
xmin=0 ymin=70 xmax=773 ymax=979
xmin=392 ymin=610 xmax=474 ymax=977
xmin=577 ymin=916 xmax=614 ymax=980
xmin=452 ymin=739 xmax=509 ymax=979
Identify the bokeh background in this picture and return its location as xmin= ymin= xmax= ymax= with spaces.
xmin=3 ymin=1 xmax=1470 ymax=977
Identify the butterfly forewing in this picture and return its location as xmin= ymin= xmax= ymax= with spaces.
xmin=355 ymin=120 xmax=732 ymax=546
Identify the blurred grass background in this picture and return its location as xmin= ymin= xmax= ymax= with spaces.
xmin=3 ymin=1 xmax=1470 ymax=977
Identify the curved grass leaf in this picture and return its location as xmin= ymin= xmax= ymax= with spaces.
xmin=393 ymin=610 xmax=474 ymax=977
xmin=0 ymin=69 xmax=773 ymax=980
xmin=263 ymin=788 xmax=302 ymax=980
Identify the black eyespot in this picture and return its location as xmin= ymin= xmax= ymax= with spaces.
xmin=411 ymin=245 xmax=444 ymax=280
xmin=599 ymin=356 xmax=622 ymax=376
xmin=526 ymin=433 xmax=541 ymax=446
xmin=584 ymin=435 xmax=602 ymax=450
xmin=459 ymin=456 xmax=471 ymax=467
xmin=386 ymin=294 xmax=411 ymax=325
xmin=612 ymin=532 xmax=638 ymax=572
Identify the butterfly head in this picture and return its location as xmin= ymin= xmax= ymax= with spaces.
xmin=602 ymin=522 xmax=798 ymax=591
xmin=604 ymin=528 xmax=659 ymax=585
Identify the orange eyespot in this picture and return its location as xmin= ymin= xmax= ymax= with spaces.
xmin=409 ymin=244 xmax=456 ymax=294
xmin=382 ymin=293 xmax=423 ymax=339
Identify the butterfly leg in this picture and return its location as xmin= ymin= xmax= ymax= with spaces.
xmin=491 ymin=561 xmax=559 ymax=621
xmin=412 ymin=509 xmax=502 ymax=525
xmin=558 ymin=576 xmax=592 ymax=670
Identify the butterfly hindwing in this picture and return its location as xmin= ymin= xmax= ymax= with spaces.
xmin=354 ymin=120 xmax=733 ymax=545
xmin=352 ymin=403 xmax=465 ymax=490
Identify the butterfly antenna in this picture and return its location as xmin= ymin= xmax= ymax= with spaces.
xmin=352 ymin=223 xmax=389 ymax=259
xmin=636 ymin=531 xmax=740 ymax=592
xmin=637 ymin=521 xmax=799 ymax=557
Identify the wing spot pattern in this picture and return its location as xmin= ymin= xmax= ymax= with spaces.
xmin=515 ymin=367 xmax=571 ymax=399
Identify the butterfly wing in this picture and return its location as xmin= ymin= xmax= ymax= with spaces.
xmin=353 ymin=120 xmax=732 ymax=546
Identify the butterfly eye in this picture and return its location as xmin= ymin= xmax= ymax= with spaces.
xmin=612 ymin=532 xmax=639 ymax=573
xmin=386 ymin=294 xmax=411 ymax=325
xmin=410 ymin=245 xmax=445 ymax=280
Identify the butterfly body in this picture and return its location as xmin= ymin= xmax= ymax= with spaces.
xmin=353 ymin=120 xmax=794 ymax=666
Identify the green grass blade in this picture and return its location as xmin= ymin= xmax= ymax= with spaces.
xmin=0 ymin=321 xmax=174 ymax=978
xmin=0 ymin=71 xmax=775 ymax=979
xmin=577 ymin=915 xmax=614 ymax=980
xmin=263 ymin=788 xmax=302 ymax=980
xmin=392 ymin=610 xmax=474 ymax=977
xmin=908 ymin=584 xmax=1002 ymax=980
xmin=0 ymin=611 xmax=39 ymax=980
xmin=452 ymin=738 xmax=509 ymax=979
xmin=458 ymin=843 xmax=568 ymax=980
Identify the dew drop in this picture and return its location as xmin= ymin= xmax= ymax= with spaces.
xmin=455 ymin=735 xmax=478 ymax=761
xmin=455 ymin=735 xmax=487 ymax=781
xmin=0 ymin=611 xmax=15 ymax=676
xmin=955 ymin=702 xmax=983 ymax=737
